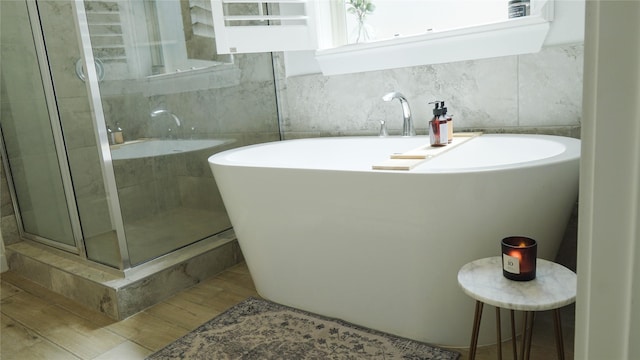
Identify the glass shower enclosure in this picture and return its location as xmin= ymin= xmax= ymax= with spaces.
xmin=1 ymin=0 xmax=280 ymax=270
xmin=0 ymin=0 xmax=81 ymax=252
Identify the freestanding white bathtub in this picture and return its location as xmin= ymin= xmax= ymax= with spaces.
xmin=208 ymin=134 xmax=580 ymax=347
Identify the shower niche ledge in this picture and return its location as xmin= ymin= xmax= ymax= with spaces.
xmin=4 ymin=229 xmax=243 ymax=320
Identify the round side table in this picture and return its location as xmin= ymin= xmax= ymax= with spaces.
xmin=457 ymin=256 xmax=576 ymax=360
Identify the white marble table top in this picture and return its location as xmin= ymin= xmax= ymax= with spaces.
xmin=457 ymin=256 xmax=577 ymax=311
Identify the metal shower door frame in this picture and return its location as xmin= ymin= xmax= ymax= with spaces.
xmin=0 ymin=0 xmax=85 ymax=255
xmin=71 ymin=0 xmax=132 ymax=269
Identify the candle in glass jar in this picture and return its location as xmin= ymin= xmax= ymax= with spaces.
xmin=501 ymin=236 xmax=537 ymax=281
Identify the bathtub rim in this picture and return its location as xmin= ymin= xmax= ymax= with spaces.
xmin=208 ymin=134 xmax=581 ymax=174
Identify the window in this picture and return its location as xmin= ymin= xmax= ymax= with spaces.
xmin=210 ymin=0 xmax=319 ymax=53
xmin=341 ymin=0 xmax=510 ymax=45
xmin=209 ymin=0 xmax=585 ymax=76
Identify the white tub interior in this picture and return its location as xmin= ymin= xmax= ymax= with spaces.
xmin=219 ymin=134 xmax=577 ymax=172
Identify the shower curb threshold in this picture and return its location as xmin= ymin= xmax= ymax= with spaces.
xmin=4 ymin=229 xmax=243 ymax=320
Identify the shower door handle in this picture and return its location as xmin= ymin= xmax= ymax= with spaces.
xmin=75 ymin=58 xmax=105 ymax=82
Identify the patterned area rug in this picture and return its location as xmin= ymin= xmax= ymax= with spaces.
xmin=148 ymin=297 xmax=461 ymax=359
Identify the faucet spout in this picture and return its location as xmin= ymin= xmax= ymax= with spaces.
xmin=150 ymin=109 xmax=181 ymax=127
xmin=382 ymin=91 xmax=415 ymax=136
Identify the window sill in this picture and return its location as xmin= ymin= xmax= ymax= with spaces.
xmin=315 ymin=15 xmax=552 ymax=76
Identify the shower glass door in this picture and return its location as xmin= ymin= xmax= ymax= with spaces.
xmin=79 ymin=0 xmax=246 ymax=266
xmin=0 ymin=0 xmax=78 ymax=250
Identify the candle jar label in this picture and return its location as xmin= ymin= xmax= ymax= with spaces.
xmin=503 ymin=253 xmax=520 ymax=274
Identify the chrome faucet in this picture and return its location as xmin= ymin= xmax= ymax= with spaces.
xmin=382 ymin=91 xmax=415 ymax=136
xmin=150 ymin=109 xmax=181 ymax=127
xmin=150 ymin=109 xmax=182 ymax=138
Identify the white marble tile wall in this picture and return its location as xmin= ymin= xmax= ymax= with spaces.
xmin=277 ymin=44 xmax=584 ymax=139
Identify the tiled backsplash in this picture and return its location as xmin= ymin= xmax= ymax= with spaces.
xmin=276 ymin=44 xmax=583 ymax=139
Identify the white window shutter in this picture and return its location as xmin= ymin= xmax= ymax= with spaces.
xmin=189 ymin=0 xmax=216 ymax=39
xmin=210 ymin=0 xmax=318 ymax=54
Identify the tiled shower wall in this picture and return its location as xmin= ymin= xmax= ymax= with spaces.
xmin=276 ymin=44 xmax=583 ymax=139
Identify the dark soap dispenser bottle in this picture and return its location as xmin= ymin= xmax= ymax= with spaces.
xmin=429 ymin=101 xmax=445 ymax=147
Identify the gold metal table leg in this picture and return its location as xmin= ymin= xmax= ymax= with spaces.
xmin=495 ymin=307 xmax=502 ymax=360
xmin=521 ymin=311 xmax=535 ymax=360
xmin=510 ymin=310 xmax=517 ymax=360
xmin=469 ymin=305 xmax=566 ymax=360
xmin=469 ymin=301 xmax=484 ymax=360
xmin=553 ymin=309 xmax=565 ymax=360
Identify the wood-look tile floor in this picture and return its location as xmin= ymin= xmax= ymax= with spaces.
xmin=0 ymin=262 xmax=573 ymax=359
